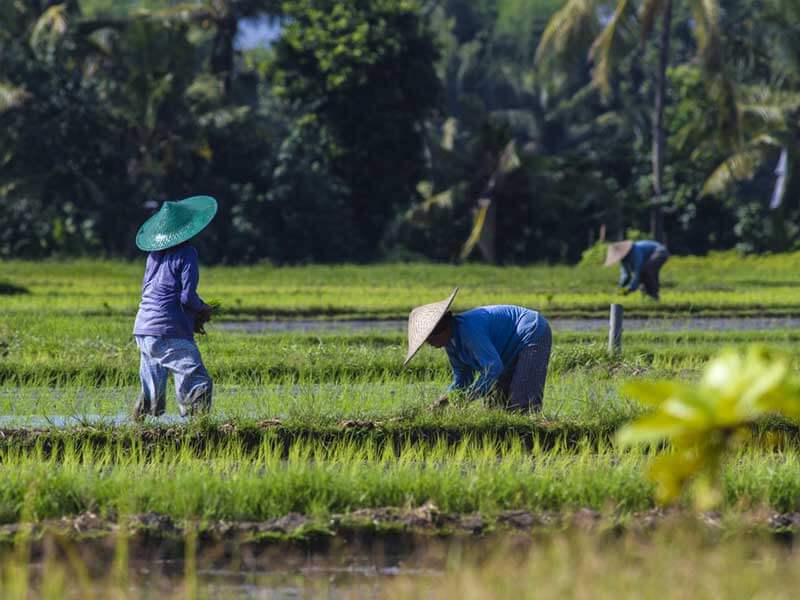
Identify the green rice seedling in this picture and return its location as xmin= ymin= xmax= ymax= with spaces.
xmin=0 ymin=435 xmax=799 ymax=522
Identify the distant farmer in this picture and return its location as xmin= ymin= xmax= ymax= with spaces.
xmin=404 ymin=288 xmax=552 ymax=412
xmin=605 ymin=240 xmax=669 ymax=301
xmin=132 ymin=195 xmax=218 ymax=419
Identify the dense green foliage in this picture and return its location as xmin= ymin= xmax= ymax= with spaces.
xmin=2 ymin=1 xmax=799 ymax=262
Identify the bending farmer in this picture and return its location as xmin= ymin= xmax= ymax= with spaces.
xmin=132 ymin=195 xmax=218 ymax=418
xmin=404 ymin=288 xmax=552 ymax=412
xmin=605 ymin=240 xmax=669 ymax=301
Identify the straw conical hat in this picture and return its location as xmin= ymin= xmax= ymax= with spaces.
xmin=604 ymin=240 xmax=634 ymax=267
xmin=136 ymin=196 xmax=218 ymax=251
xmin=404 ymin=288 xmax=459 ymax=366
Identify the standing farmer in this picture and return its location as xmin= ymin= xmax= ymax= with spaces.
xmin=132 ymin=196 xmax=217 ymax=419
xmin=404 ymin=289 xmax=552 ymax=412
xmin=605 ymin=240 xmax=669 ymax=301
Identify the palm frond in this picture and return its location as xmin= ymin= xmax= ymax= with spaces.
xmin=589 ymin=0 xmax=635 ymax=97
xmin=701 ymin=135 xmax=781 ymax=196
xmin=75 ymin=3 xmax=218 ymax=36
xmin=131 ymin=3 xmax=216 ymax=21
xmin=686 ymin=0 xmax=722 ymax=60
xmin=739 ymin=87 xmax=800 ymax=122
xmin=741 ymin=105 xmax=795 ymax=129
xmin=0 ymin=82 xmax=31 ymax=114
xmin=535 ymin=0 xmax=600 ymax=66
xmin=30 ymin=3 xmax=70 ymax=58
xmin=737 ymin=86 xmax=800 ymax=136
xmin=460 ymin=199 xmax=491 ymax=261
xmin=546 ymin=80 xmax=598 ymax=120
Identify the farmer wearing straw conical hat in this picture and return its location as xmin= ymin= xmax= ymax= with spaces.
xmin=605 ymin=240 xmax=669 ymax=301
xmin=405 ymin=289 xmax=552 ymax=412
xmin=132 ymin=196 xmax=218 ymax=419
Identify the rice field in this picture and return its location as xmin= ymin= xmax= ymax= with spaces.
xmin=3 ymin=256 xmax=800 ymax=597
xmin=5 ymin=251 xmax=800 ymax=319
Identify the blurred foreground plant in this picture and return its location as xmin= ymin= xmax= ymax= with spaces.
xmin=617 ymin=345 xmax=800 ymax=510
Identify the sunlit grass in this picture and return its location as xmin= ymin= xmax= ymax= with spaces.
xmin=0 ymin=437 xmax=797 ymax=521
xmin=5 ymin=252 xmax=800 ymax=318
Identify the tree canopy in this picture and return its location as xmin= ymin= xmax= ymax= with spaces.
xmin=1 ymin=0 xmax=798 ymax=262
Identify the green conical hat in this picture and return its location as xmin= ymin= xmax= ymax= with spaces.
xmin=136 ymin=196 xmax=218 ymax=251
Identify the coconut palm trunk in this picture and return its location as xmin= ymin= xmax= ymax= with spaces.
xmin=650 ymin=0 xmax=672 ymax=243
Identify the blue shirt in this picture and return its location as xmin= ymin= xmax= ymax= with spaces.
xmin=619 ymin=240 xmax=666 ymax=292
xmin=445 ymin=305 xmax=548 ymax=398
xmin=133 ymin=244 xmax=206 ymax=340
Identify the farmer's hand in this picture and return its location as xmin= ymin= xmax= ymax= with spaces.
xmin=428 ymin=395 xmax=449 ymax=411
xmin=194 ymin=304 xmax=213 ymax=335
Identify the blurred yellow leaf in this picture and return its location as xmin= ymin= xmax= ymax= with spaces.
xmin=619 ymin=345 xmax=800 ymax=510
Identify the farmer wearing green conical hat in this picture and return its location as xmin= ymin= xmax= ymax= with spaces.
xmin=132 ymin=196 xmax=217 ymax=419
xmin=404 ymin=289 xmax=552 ymax=412
xmin=605 ymin=240 xmax=669 ymax=301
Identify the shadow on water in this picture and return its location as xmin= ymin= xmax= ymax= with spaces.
xmin=142 ymin=556 xmax=442 ymax=599
xmin=22 ymin=535 xmax=453 ymax=599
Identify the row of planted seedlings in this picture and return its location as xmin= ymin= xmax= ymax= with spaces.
xmin=1 ymin=430 xmax=800 ymax=526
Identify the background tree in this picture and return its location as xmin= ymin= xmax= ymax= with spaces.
xmin=269 ymin=0 xmax=441 ymax=258
xmin=535 ymin=0 xmax=735 ymax=242
xmin=1 ymin=0 xmax=799 ymax=262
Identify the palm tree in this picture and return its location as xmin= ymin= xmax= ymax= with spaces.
xmin=535 ymin=0 xmax=733 ymax=242
xmin=701 ymin=86 xmax=800 ymax=207
xmin=701 ymin=0 xmax=800 ymax=209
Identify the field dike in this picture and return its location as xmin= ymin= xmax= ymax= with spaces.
xmin=4 ymin=507 xmax=800 ymax=558
xmin=0 ymin=421 xmax=623 ymax=453
xmin=0 ymin=418 xmax=799 ymax=454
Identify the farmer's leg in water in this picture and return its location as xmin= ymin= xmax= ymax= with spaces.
xmin=507 ymin=320 xmax=552 ymax=412
xmin=145 ymin=337 xmax=212 ymax=417
xmin=135 ymin=335 xmax=168 ymax=417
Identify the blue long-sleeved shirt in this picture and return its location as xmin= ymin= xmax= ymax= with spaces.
xmin=444 ymin=305 xmax=547 ymax=398
xmin=619 ymin=241 xmax=666 ymax=292
xmin=133 ymin=244 xmax=206 ymax=340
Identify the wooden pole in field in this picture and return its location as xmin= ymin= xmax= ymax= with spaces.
xmin=609 ymin=303 xmax=623 ymax=355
